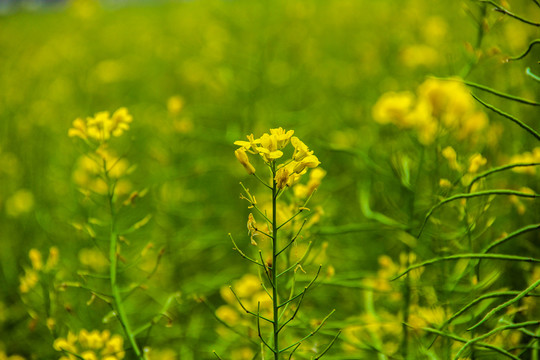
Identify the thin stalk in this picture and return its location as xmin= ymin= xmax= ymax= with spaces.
xmin=105 ymin=162 xmax=144 ymax=359
xmin=272 ymin=161 xmax=279 ymax=359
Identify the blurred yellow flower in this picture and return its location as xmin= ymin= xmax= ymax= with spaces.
xmin=68 ymin=108 xmax=132 ymax=143
xmin=167 ymin=95 xmax=184 ymax=116
xmin=54 ymin=329 xmax=125 ymax=360
xmin=372 ymin=91 xmax=415 ymax=127
xmin=5 ymin=189 xmax=34 ymax=218
xmin=234 ymin=148 xmax=256 ymax=175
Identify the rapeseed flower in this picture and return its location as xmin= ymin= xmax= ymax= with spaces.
xmin=68 ymin=108 xmax=132 ymax=143
xmin=372 ymin=78 xmax=489 ymax=145
xmin=53 ymin=329 xmax=125 ymax=360
xmin=234 ymin=128 xmax=320 ymax=189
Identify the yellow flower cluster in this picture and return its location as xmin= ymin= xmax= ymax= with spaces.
xmin=68 ymin=108 xmax=132 ymax=143
xmin=372 ymin=78 xmax=488 ymax=145
xmin=439 ymin=146 xmax=488 ymax=188
xmin=19 ymin=247 xmax=59 ymax=293
xmin=53 ymin=329 xmax=125 ymax=360
xmin=234 ymin=128 xmax=321 ymax=189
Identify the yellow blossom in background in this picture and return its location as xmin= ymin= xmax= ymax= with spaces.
xmin=173 ymin=118 xmax=194 ymax=134
xmin=72 ymin=150 xmax=132 ymax=196
xmin=509 ymin=147 xmax=540 ymax=175
xmin=230 ymin=347 xmax=255 ymax=360
xmin=145 ymin=348 xmax=177 ymax=360
xmin=68 ymin=108 xmax=132 ymax=143
xmin=408 ymin=306 xmax=446 ymax=334
xmin=442 ymin=146 xmax=461 ymax=171
xmin=439 ymin=178 xmax=452 ymax=188
xmin=19 ymin=247 xmax=60 ymax=294
xmin=53 ymin=329 xmax=125 ymax=360
xmin=372 ymin=78 xmax=489 ymax=145
xmin=19 ymin=269 xmax=39 ymax=294
xmin=29 ymin=249 xmax=43 ymax=271
xmin=167 ymin=95 xmax=184 ymax=116
xmin=372 ymin=91 xmax=415 ymax=127
xmin=5 ymin=189 xmax=34 ymax=218
xmin=0 ymin=351 xmax=26 ymax=360
xmin=400 ymin=44 xmax=439 ymax=68
xmin=467 ymin=153 xmax=487 ymax=174
xmin=78 ymin=248 xmax=108 ymax=272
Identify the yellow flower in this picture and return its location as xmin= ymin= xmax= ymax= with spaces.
xmin=68 ymin=108 xmax=132 ymax=143
xmin=269 ymin=127 xmax=294 ymax=148
xmin=234 ymin=148 xmax=256 ymax=175
xmin=292 ymin=155 xmax=320 ymax=174
xmin=19 ymin=269 xmax=39 ymax=293
xmin=29 ymin=249 xmax=43 ymax=271
xmin=167 ymin=95 xmax=184 ymax=116
xmin=291 ymin=136 xmax=313 ymax=161
xmin=468 ymin=153 xmax=487 ymax=174
xmin=275 ymin=166 xmax=290 ymax=189
xmin=372 ymin=91 xmax=415 ymax=126
xmin=5 ymin=189 xmax=35 ymax=218
xmin=257 ymin=133 xmax=284 ymax=162
xmin=439 ymin=178 xmax=452 ymax=188
xmin=110 ymin=107 xmax=133 ymax=137
xmin=442 ymin=146 xmax=461 ymax=171
xmin=234 ymin=134 xmax=260 ymax=151
xmin=215 ymin=305 xmax=239 ymax=325
xmin=68 ymin=118 xmax=88 ymax=140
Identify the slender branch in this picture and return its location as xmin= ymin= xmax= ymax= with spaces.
xmin=259 ymin=250 xmax=274 ymax=288
xmin=418 ymin=190 xmax=539 ymax=238
xmin=276 ymin=220 xmax=307 ymax=257
xmin=393 ymin=254 xmax=540 ymax=280
xmin=229 ymin=234 xmax=264 ymax=267
xmin=526 ymin=67 xmax=540 ymax=82
xmin=506 ymin=39 xmax=540 ymax=61
xmin=468 ymin=279 xmax=540 ymax=330
xmin=471 ymin=93 xmax=540 ymax=141
xmin=456 ymin=321 xmax=540 ymax=359
xmin=467 ymin=163 xmax=540 ymax=191
xmin=253 ymin=173 xmax=272 ymax=189
xmin=478 ymin=0 xmax=540 ymax=26
xmin=313 ymin=330 xmax=342 ymax=360
xmin=278 ymin=290 xmax=306 ymax=333
xmin=277 ymin=243 xmax=314 ymax=278
xmin=279 ymin=309 xmax=336 ymax=353
xmin=482 ymin=224 xmax=540 ymax=254
xmin=277 ymin=190 xmax=315 ymax=231
xmin=257 ymin=302 xmax=276 ymax=353
xmin=288 ymin=343 xmax=302 ymax=360
xmin=229 ymin=286 xmax=274 ymax=324
xmin=421 ymin=327 xmax=521 ymax=360
xmin=432 ymin=77 xmax=540 ymax=106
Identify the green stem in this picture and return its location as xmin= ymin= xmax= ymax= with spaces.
xmin=105 ymin=163 xmax=144 ymax=359
xmin=272 ymin=162 xmax=279 ymax=359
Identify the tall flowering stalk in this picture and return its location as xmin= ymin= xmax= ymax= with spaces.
xmin=67 ymin=108 xmax=149 ymax=360
xmin=223 ymin=128 xmax=339 ymax=359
